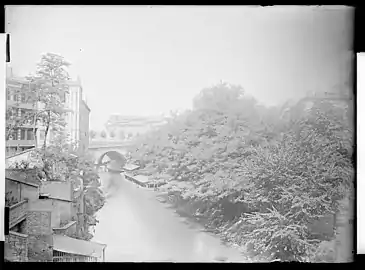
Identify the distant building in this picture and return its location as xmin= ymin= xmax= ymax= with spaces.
xmin=5 ymin=67 xmax=90 ymax=155
xmin=64 ymin=77 xmax=91 ymax=153
xmin=6 ymin=66 xmax=44 ymax=155
xmin=104 ymin=114 xmax=167 ymax=138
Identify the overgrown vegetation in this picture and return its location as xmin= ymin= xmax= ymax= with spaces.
xmin=6 ymin=52 xmax=105 ymax=242
xmin=127 ymin=82 xmax=354 ymax=262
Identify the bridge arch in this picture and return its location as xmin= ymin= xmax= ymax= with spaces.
xmin=96 ymin=150 xmax=127 ymax=167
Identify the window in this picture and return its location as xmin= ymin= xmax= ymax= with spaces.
xmin=7 ymin=109 xmax=13 ymax=119
xmin=9 ymin=130 xmax=18 ymax=140
xmin=20 ymin=129 xmax=26 ymax=140
xmin=6 ymin=88 xmax=11 ymax=100
xmin=27 ymin=129 xmax=34 ymax=140
xmin=20 ymin=93 xmax=26 ymax=103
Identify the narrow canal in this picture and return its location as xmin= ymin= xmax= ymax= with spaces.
xmin=92 ymin=171 xmax=246 ymax=262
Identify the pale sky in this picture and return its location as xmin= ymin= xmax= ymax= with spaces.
xmin=6 ymin=5 xmax=353 ymax=130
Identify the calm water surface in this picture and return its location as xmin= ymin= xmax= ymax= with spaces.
xmin=92 ymin=172 xmax=246 ymax=262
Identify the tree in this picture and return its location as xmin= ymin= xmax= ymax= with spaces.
xmin=27 ymin=130 xmax=105 ymax=238
xmin=118 ymin=130 xmax=125 ymax=140
xmin=127 ymin=82 xmax=354 ymax=262
xmin=109 ymin=130 xmax=116 ymax=139
xmin=21 ymin=53 xmax=72 ymax=149
xmin=89 ymin=130 xmax=97 ymax=140
xmin=100 ymin=130 xmax=107 ymax=138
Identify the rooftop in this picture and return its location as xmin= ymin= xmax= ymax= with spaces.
xmin=107 ymin=114 xmax=166 ymax=123
xmin=5 ymin=169 xmax=41 ymax=187
xmin=53 ymin=235 xmax=106 ymax=258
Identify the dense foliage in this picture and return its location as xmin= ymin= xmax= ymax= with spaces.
xmin=128 ymin=82 xmax=354 ymax=262
xmin=6 ymin=53 xmax=72 ymax=149
xmin=89 ymin=130 xmax=97 ymax=140
xmin=100 ymin=130 xmax=107 ymax=138
xmin=7 ymin=52 xmax=105 ymax=242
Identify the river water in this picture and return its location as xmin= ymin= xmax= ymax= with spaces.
xmin=92 ymin=171 xmax=246 ymax=262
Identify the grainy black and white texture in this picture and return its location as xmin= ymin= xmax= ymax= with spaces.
xmin=5 ymin=6 xmax=354 ymax=262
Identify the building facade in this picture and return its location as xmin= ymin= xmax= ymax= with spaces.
xmin=6 ymin=65 xmax=90 ymax=155
xmin=5 ymin=168 xmax=105 ymax=262
xmin=64 ymin=77 xmax=90 ymax=153
xmin=6 ymin=66 xmax=44 ymax=156
xmin=104 ymin=114 xmax=167 ymax=139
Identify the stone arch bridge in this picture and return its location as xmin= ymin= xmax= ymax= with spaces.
xmin=88 ymin=141 xmax=135 ymax=169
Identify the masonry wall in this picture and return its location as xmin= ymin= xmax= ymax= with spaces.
xmin=25 ymin=210 xmax=53 ymax=262
xmin=30 ymin=199 xmax=73 ymax=228
xmin=5 ymin=179 xmax=21 ymax=205
xmin=21 ymin=184 xmax=39 ymax=203
xmin=5 ymin=231 xmax=28 ymax=262
xmin=57 ymin=200 xmax=73 ymax=225
xmin=72 ymin=193 xmax=86 ymax=236
xmin=30 ymin=199 xmax=61 ymax=228
xmin=79 ymin=99 xmax=90 ymax=153
xmin=53 ymin=221 xmax=77 ymax=237
xmin=40 ymin=181 xmax=72 ymax=201
xmin=6 ymin=179 xmax=40 ymax=205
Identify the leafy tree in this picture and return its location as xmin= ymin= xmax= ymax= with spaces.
xmin=109 ymin=130 xmax=116 ymax=138
xmin=89 ymin=130 xmax=97 ymax=140
xmin=17 ymin=53 xmax=72 ymax=149
xmin=100 ymin=130 xmax=107 ymax=138
xmin=118 ymin=130 xmax=125 ymax=140
xmin=29 ymin=130 xmax=104 ymax=237
xmin=127 ymin=81 xmax=353 ymax=262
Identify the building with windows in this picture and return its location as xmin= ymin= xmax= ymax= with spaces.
xmin=6 ymin=66 xmax=43 ymax=156
xmin=6 ymin=65 xmax=90 ymax=155
xmin=104 ymin=114 xmax=167 ymax=139
xmin=64 ymin=76 xmax=90 ymax=153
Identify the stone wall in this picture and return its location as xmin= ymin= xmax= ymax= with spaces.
xmin=53 ymin=221 xmax=77 ymax=237
xmin=25 ymin=210 xmax=53 ymax=262
xmin=27 ymin=234 xmax=53 ymax=262
xmin=29 ymin=198 xmax=73 ymax=228
xmin=40 ymin=181 xmax=72 ymax=201
xmin=5 ymin=179 xmax=21 ymax=206
xmin=5 ymin=231 xmax=28 ymax=261
xmin=21 ymin=184 xmax=39 ymax=203
xmin=9 ymin=200 xmax=28 ymax=229
xmin=29 ymin=199 xmax=61 ymax=228
xmin=25 ymin=210 xmax=52 ymax=235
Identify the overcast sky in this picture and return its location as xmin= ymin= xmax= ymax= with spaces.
xmin=6 ymin=5 xmax=353 ymax=130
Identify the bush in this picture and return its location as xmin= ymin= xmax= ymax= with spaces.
xmin=128 ymin=82 xmax=353 ymax=262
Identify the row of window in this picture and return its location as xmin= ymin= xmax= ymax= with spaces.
xmin=7 ymin=108 xmax=34 ymax=118
xmin=6 ymin=89 xmax=28 ymax=103
xmin=7 ymin=128 xmax=35 ymax=140
xmin=6 ymin=88 xmax=67 ymax=103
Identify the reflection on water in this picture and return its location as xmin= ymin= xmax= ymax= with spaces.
xmin=92 ymin=172 xmax=245 ymax=262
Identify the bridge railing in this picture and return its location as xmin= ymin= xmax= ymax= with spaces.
xmin=88 ymin=140 xmax=134 ymax=149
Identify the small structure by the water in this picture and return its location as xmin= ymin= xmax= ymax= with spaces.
xmin=124 ymin=174 xmax=166 ymax=188
xmin=123 ymin=163 xmax=140 ymax=172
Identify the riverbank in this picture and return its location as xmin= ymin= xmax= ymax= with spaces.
xmin=94 ymin=172 xmax=250 ymax=262
xmin=121 ymin=173 xmax=255 ymax=262
xmin=154 ymin=192 xmax=258 ymax=262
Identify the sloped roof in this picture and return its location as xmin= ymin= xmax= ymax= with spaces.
xmin=53 ymin=235 xmax=106 ymax=258
xmin=5 ymin=169 xmax=41 ymax=187
xmin=123 ymin=163 xmax=140 ymax=171
xmin=6 ymin=148 xmax=44 ymax=169
xmin=6 ymin=148 xmax=35 ymax=159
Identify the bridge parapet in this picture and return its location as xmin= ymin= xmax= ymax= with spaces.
xmin=88 ymin=141 xmax=134 ymax=149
